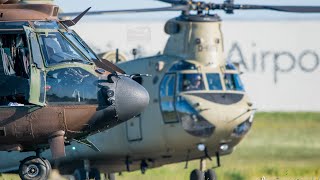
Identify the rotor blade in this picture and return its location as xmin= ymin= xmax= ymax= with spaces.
xmin=61 ymin=7 xmax=91 ymax=27
xmin=156 ymin=0 xmax=188 ymax=5
xmin=232 ymin=4 xmax=320 ymax=13
xmin=59 ymin=5 xmax=187 ymax=18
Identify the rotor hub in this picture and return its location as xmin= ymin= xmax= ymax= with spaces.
xmin=177 ymin=14 xmax=221 ymax=22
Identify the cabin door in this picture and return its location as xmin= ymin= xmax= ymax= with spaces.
xmin=23 ymin=26 xmax=46 ymax=106
xmin=126 ymin=116 xmax=142 ymax=141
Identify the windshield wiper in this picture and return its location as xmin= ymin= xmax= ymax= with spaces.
xmin=59 ymin=59 xmax=89 ymax=64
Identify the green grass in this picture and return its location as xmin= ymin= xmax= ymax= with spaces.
xmin=1 ymin=112 xmax=320 ymax=180
xmin=115 ymin=112 xmax=320 ymax=180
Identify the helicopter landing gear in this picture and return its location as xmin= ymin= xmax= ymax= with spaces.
xmin=89 ymin=168 xmax=101 ymax=180
xmin=18 ymin=156 xmax=51 ymax=180
xmin=190 ymin=169 xmax=204 ymax=180
xmin=103 ymin=173 xmax=115 ymax=180
xmin=190 ymin=168 xmax=217 ymax=180
xmin=140 ymin=160 xmax=148 ymax=174
xmin=74 ymin=168 xmax=101 ymax=180
xmin=73 ymin=159 xmax=101 ymax=180
xmin=204 ymin=169 xmax=217 ymax=180
xmin=73 ymin=168 xmax=87 ymax=180
xmin=190 ymin=158 xmax=205 ymax=180
xmin=190 ymin=158 xmax=217 ymax=180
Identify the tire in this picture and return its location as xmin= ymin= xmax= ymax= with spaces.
xmin=190 ymin=169 xmax=204 ymax=180
xmin=19 ymin=156 xmax=50 ymax=180
xmin=73 ymin=168 xmax=87 ymax=180
xmin=107 ymin=173 xmax=115 ymax=180
xmin=42 ymin=158 xmax=52 ymax=178
xmin=205 ymin=169 xmax=217 ymax=180
xmin=89 ymin=168 xmax=101 ymax=180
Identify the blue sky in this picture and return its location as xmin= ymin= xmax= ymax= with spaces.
xmin=55 ymin=0 xmax=320 ymax=20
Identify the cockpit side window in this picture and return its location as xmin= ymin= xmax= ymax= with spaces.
xmin=179 ymin=73 xmax=205 ymax=92
xmin=206 ymin=73 xmax=223 ymax=90
xmin=224 ymin=73 xmax=245 ymax=91
xmin=63 ymin=31 xmax=98 ymax=60
xmin=160 ymin=73 xmax=178 ymax=123
xmin=38 ymin=32 xmax=89 ymax=66
xmin=160 ymin=73 xmax=175 ymax=97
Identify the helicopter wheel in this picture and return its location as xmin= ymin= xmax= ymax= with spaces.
xmin=190 ymin=169 xmax=204 ymax=180
xmin=19 ymin=156 xmax=51 ymax=180
xmin=204 ymin=169 xmax=217 ymax=180
xmin=42 ymin=158 xmax=51 ymax=178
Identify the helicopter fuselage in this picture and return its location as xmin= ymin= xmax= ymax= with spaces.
xmin=47 ymin=14 xmax=256 ymax=174
xmin=0 ymin=54 xmax=254 ymax=174
xmin=0 ymin=4 xmax=149 ymax=161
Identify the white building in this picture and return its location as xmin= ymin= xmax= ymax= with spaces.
xmin=73 ymin=18 xmax=320 ymax=111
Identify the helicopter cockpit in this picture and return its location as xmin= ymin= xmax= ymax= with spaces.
xmin=160 ymin=60 xmax=246 ymax=137
xmin=0 ymin=21 xmax=107 ymax=107
xmin=167 ymin=60 xmax=244 ymax=93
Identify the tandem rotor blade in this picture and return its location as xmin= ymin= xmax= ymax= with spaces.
xmin=213 ymin=1 xmax=320 ymax=14
xmin=230 ymin=5 xmax=320 ymax=13
xmin=58 ymin=0 xmax=320 ymax=18
xmin=156 ymin=0 xmax=189 ymax=5
xmin=59 ymin=5 xmax=187 ymax=18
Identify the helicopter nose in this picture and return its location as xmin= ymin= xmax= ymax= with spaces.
xmin=115 ymin=77 xmax=149 ymax=121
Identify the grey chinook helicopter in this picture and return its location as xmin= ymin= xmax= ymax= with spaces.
xmin=0 ymin=0 xmax=149 ymax=180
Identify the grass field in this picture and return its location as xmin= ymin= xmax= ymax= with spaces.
xmin=1 ymin=112 xmax=320 ymax=180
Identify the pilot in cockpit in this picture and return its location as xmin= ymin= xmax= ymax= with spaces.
xmin=184 ymin=74 xmax=204 ymax=91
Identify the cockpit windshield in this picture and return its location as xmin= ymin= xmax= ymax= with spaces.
xmin=224 ymin=73 xmax=245 ymax=91
xmin=39 ymin=32 xmax=90 ymax=65
xmin=206 ymin=73 xmax=223 ymax=90
xmin=179 ymin=73 xmax=205 ymax=92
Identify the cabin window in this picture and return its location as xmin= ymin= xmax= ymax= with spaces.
xmin=169 ymin=60 xmax=197 ymax=71
xmin=0 ymin=32 xmax=30 ymax=106
xmin=178 ymin=73 xmax=205 ymax=92
xmin=0 ymin=33 xmax=30 ymax=78
xmin=224 ymin=73 xmax=244 ymax=91
xmin=38 ymin=32 xmax=90 ymax=66
xmin=206 ymin=73 xmax=223 ymax=90
xmin=160 ymin=73 xmax=178 ymax=123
